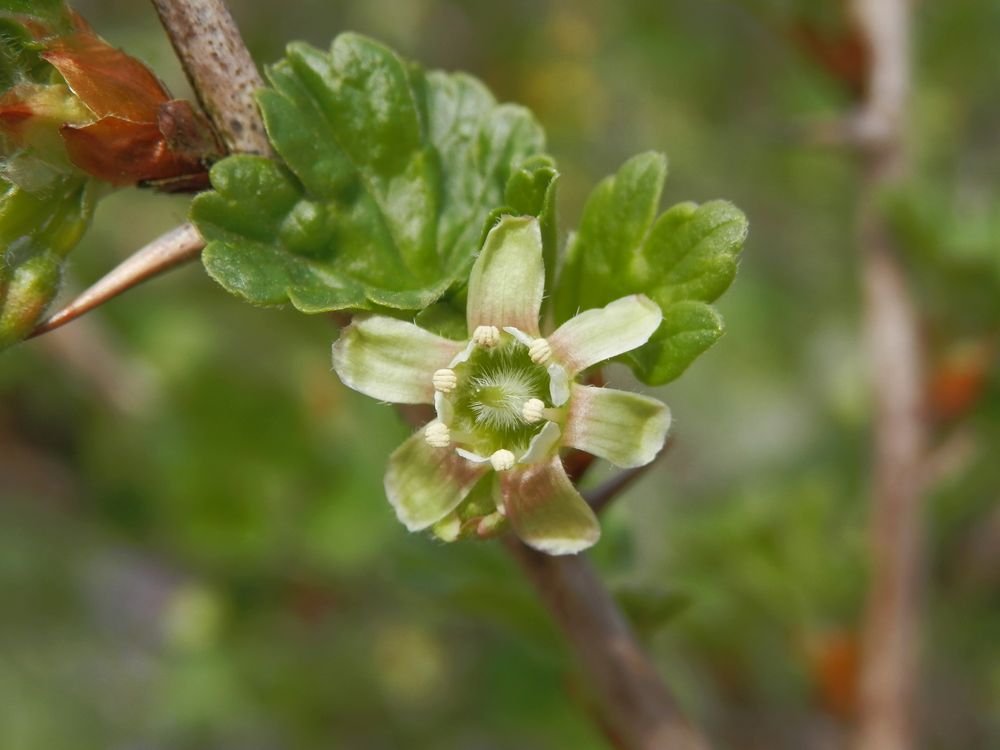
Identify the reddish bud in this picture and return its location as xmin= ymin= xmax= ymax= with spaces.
xmin=1 ymin=11 xmax=220 ymax=189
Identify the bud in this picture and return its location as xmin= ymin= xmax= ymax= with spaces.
xmin=0 ymin=11 xmax=219 ymax=190
xmin=0 ymin=249 xmax=62 ymax=348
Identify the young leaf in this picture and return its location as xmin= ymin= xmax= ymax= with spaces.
xmin=502 ymin=155 xmax=559 ymax=294
xmin=412 ymin=157 xmax=558 ymax=336
xmin=0 ymin=0 xmax=72 ymax=30
xmin=0 ymin=19 xmax=46 ymax=89
xmin=193 ymin=34 xmax=545 ymax=313
xmin=1 ymin=11 xmax=216 ymax=189
xmin=0 ymin=176 xmax=98 ymax=349
xmin=555 ymin=152 xmax=747 ymax=385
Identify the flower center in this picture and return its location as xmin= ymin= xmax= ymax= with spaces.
xmin=448 ymin=335 xmax=550 ymax=456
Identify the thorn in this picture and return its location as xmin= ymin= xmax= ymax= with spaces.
xmin=30 ymin=223 xmax=204 ymax=338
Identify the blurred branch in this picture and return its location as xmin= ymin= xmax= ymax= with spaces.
xmin=585 ymin=437 xmax=672 ymax=514
xmin=150 ymin=0 xmax=274 ymax=156
xmin=504 ymin=538 xmax=710 ymax=750
xmin=392 ymin=404 xmax=706 ymax=748
xmin=849 ymin=2 xmax=928 ymax=750
xmin=30 ymin=223 xmax=204 ymax=338
xmin=953 ymin=499 xmax=1000 ymax=590
xmin=37 ymin=314 xmax=161 ymax=415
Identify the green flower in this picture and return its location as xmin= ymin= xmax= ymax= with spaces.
xmin=332 ymin=215 xmax=670 ymax=554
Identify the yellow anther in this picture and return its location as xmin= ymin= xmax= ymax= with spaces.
xmin=522 ymin=398 xmax=546 ymax=423
xmin=528 ymin=337 xmax=551 ymax=364
xmin=432 ymin=368 xmax=457 ymax=393
xmin=489 ymin=449 xmax=516 ymax=471
xmin=424 ymin=421 xmax=451 ymax=448
xmin=472 ymin=325 xmax=501 ymax=348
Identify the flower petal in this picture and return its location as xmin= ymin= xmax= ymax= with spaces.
xmin=467 ymin=215 xmax=545 ymax=336
xmin=547 ymin=295 xmax=662 ymax=375
xmin=563 ymin=385 xmax=670 ymax=468
xmin=455 ymin=448 xmax=490 ymax=463
xmin=434 ymin=391 xmax=454 ymax=424
xmin=547 ymin=363 xmax=571 ymax=406
xmin=333 ymin=315 xmax=464 ymax=404
xmin=385 ymin=432 xmax=489 ymax=530
xmin=500 ymin=458 xmax=600 ymax=555
xmin=519 ymin=421 xmax=562 ymax=464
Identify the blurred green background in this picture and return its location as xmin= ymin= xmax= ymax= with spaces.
xmin=2 ymin=1 xmax=999 ymax=748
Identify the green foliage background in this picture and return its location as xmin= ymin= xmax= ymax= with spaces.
xmin=2 ymin=1 xmax=999 ymax=748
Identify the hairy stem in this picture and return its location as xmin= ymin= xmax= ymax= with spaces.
xmin=505 ymin=538 xmax=709 ymax=750
xmin=150 ymin=0 xmax=274 ymax=156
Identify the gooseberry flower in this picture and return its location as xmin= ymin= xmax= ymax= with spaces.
xmin=332 ymin=215 xmax=670 ymax=555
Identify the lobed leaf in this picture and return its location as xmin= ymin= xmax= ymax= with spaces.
xmin=193 ymin=34 xmax=545 ymax=314
xmin=555 ymin=152 xmax=747 ymax=385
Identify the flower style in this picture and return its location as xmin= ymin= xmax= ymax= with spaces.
xmin=332 ymin=215 xmax=670 ymax=555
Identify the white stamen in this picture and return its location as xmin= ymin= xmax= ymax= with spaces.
xmin=502 ymin=326 xmax=533 ymax=347
xmin=522 ymin=398 xmax=546 ymax=423
xmin=432 ymin=368 xmax=457 ymax=393
xmin=490 ymin=449 xmax=516 ymax=472
xmin=433 ymin=513 xmax=462 ymax=542
xmin=456 ymin=447 xmax=490 ymax=464
xmin=528 ymin=337 xmax=551 ymax=364
xmin=472 ymin=325 xmax=501 ymax=348
xmin=424 ymin=421 xmax=451 ymax=448
xmin=475 ymin=512 xmax=506 ymax=538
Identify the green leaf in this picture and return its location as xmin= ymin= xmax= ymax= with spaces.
xmin=624 ymin=301 xmax=725 ymax=385
xmin=413 ymin=300 xmax=466 ymax=340
xmin=615 ymin=586 xmax=692 ymax=639
xmin=471 ymin=155 xmax=558 ymax=318
xmin=193 ymin=34 xmax=545 ymax=314
xmin=501 ymin=155 xmax=559 ymax=294
xmin=0 ymin=0 xmax=71 ymax=29
xmin=0 ymin=177 xmax=98 ymax=349
xmin=0 ymin=19 xmax=43 ymax=90
xmin=555 ymin=152 xmax=747 ymax=385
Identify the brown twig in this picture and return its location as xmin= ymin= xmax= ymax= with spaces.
xmin=30 ymin=223 xmax=204 ymax=337
xmin=585 ymin=437 xmax=672 ymax=514
xmin=150 ymin=0 xmax=274 ymax=156
xmin=849 ymin=2 xmax=928 ymax=749
xmin=505 ymin=538 xmax=709 ymax=750
xmin=32 ymin=0 xmax=278 ymax=338
xmin=394 ymin=405 xmax=705 ymax=747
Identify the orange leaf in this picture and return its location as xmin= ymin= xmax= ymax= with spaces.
xmin=41 ymin=13 xmax=169 ymax=123
xmin=61 ymin=116 xmax=203 ymax=186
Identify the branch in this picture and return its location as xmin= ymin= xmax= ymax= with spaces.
xmin=30 ymin=223 xmax=204 ymax=337
xmin=150 ymin=0 xmax=273 ymax=156
xmin=849 ymin=2 xmax=928 ymax=750
xmin=391 ymin=403 xmax=706 ymax=748
xmin=30 ymin=1 xmax=279 ymax=339
xmin=585 ymin=437 xmax=672 ymax=514
xmin=505 ymin=539 xmax=710 ymax=750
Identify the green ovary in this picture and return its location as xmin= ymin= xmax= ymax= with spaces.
xmin=448 ymin=336 xmax=551 ymax=455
